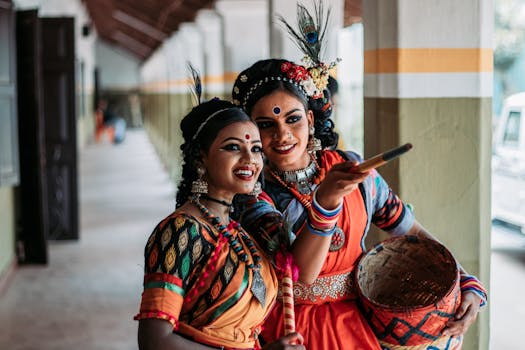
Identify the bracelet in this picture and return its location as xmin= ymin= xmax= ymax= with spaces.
xmin=312 ymin=190 xmax=343 ymax=216
xmin=308 ymin=190 xmax=342 ymax=231
xmin=306 ymin=220 xmax=337 ymax=237
xmin=459 ymin=273 xmax=488 ymax=307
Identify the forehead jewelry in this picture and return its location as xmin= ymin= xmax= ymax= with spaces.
xmin=273 ymin=106 xmax=281 ymax=115
xmin=245 ymin=133 xmax=251 ymax=140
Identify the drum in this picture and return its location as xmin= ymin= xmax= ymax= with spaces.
xmin=356 ymin=235 xmax=462 ymax=350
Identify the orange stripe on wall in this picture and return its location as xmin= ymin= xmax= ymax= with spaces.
xmin=364 ymin=48 xmax=493 ymax=74
xmin=223 ymin=71 xmax=239 ymax=84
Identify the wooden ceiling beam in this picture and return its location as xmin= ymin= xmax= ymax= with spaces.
xmin=84 ymin=0 xmax=217 ymax=61
xmin=344 ymin=0 xmax=362 ymax=26
xmin=110 ymin=31 xmax=151 ymax=58
xmin=112 ymin=9 xmax=168 ymax=41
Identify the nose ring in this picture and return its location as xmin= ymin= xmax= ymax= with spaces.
xmin=287 ymin=132 xmax=292 ymax=139
xmin=272 ymin=133 xmax=278 ymax=140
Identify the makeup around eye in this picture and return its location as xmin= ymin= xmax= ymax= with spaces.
xmin=222 ymin=143 xmax=241 ymax=151
xmin=221 ymin=141 xmax=262 ymax=152
xmin=286 ymin=115 xmax=302 ymax=123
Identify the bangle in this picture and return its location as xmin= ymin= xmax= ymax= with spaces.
xmin=459 ymin=273 xmax=488 ymax=307
xmin=312 ymin=190 xmax=343 ymax=216
xmin=306 ymin=220 xmax=337 ymax=236
xmin=308 ymin=190 xmax=342 ymax=231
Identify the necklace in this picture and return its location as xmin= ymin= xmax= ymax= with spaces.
xmin=273 ymin=158 xmax=320 ymax=195
xmin=269 ymin=156 xmax=326 ymax=208
xmin=269 ymin=160 xmax=344 ymax=252
xmin=190 ymin=196 xmax=267 ymax=307
xmin=201 ymin=194 xmax=233 ymax=212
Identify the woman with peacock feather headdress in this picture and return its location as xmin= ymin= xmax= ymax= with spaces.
xmin=232 ymin=1 xmax=487 ymax=349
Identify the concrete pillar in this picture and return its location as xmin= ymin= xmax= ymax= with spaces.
xmin=363 ymin=1 xmax=492 ymax=349
xmin=215 ymin=0 xmax=269 ymax=88
xmin=195 ymin=9 xmax=225 ymax=97
xmin=140 ymin=45 xmax=171 ymax=165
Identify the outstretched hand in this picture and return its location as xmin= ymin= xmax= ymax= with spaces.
xmin=262 ymin=332 xmax=306 ymax=350
xmin=315 ymin=160 xmax=370 ymax=210
xmin=442 ymin=291 xmax=482 ymax=336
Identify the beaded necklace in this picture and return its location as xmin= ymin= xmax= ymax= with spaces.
xmin=268 ymin=156 xmax=326 ymax=209
xmin=190 ymin=196 xmax=267 ymax=307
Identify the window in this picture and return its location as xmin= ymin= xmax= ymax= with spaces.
xmin=502 ymin=111 xmax=521 ymax=148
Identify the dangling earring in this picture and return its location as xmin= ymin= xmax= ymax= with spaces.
xmin=250 ymin=181 xmax=262 ymax=196
xmin=191 ymin=166 xmax=208 ymax=195
xmin=308 ymin=126 xmax=322 ymax=154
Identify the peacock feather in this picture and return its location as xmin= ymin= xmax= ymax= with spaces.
xmin=187 ymin=62 xmax=202 ymax=105
xmin=277 ymin=1 xmax=331 ymax=65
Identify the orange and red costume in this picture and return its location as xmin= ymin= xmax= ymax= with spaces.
xmin=240 ymin=150 xmax=416 ymax=350
xmin=135 ymin=212 xmax=278 ymax=349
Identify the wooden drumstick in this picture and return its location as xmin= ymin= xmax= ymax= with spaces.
xmin=282 ymin=265 xmax=296 ymax=336
xmin=357 ymin=143 xmax=413 ymax=172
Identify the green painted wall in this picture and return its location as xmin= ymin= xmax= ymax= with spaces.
xmin=399 ymin=98 xmax=492 ymax=350
xmin=140 ymin=92 xmax=192 ymax=185
xmin=140 ymin=91 xmax=235 ymax=187
xmin=364 ymin=97 xmax=491 ymax=350
xmin=77 ymin=92 xmax=95 ymax=150
xmin=0 ymin=187 xmax=16 ymax=277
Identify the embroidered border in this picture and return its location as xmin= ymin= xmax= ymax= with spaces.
xmin=278 ymin=270 xmax=355 ymax=304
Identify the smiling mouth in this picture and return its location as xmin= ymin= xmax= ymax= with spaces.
xmin=273 ymin=144 xmax=295 ymax=154
xmin=234 ymin=169 xmax=254 ymax=180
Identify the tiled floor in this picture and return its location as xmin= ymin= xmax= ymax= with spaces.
xmin=0 ymin=130 xmax=175 ymax=350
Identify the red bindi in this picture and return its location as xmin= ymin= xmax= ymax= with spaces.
xmin=245 ymin=134 xmax=250 ymax=140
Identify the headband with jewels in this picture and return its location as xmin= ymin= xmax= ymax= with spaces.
xmin=232 ymin=59 xmax=322 ymax=110
xmin=186 ymin=63 xmax=242 ymax=142
xmin=232 ymin=1 xmax=339 ymax=110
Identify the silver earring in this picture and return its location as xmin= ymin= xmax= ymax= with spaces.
xmin=250 ymin=181 xmax=262 ymax=196
xmin=191 ymin=166 xmax=208 ymax=195
xmin=308 ymin=126 xmax=322 ymax=153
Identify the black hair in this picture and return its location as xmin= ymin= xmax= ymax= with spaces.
xmin=233 ymin=58 xmax=339 ymax=150
xmin=327 ymin=75 xmax=339 ymax=97
xmin=176 ymin=99 xmax=252 ymax=208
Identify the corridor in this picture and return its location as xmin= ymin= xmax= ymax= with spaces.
xmin=0 ymin=130 xmax=175 ymax=350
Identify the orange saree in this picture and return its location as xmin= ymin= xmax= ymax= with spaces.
xmin=135 ymin=212 xmax=278 ymax=349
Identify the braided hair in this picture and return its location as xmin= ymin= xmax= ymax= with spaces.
xmin=232 ymin=58 xmax=338 ymax=150
xmin=176 ymin=99 xmax=253 ymax=208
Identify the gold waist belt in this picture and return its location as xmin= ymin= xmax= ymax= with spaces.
xmin=278 ymin=270 xmax=356 ymax=305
